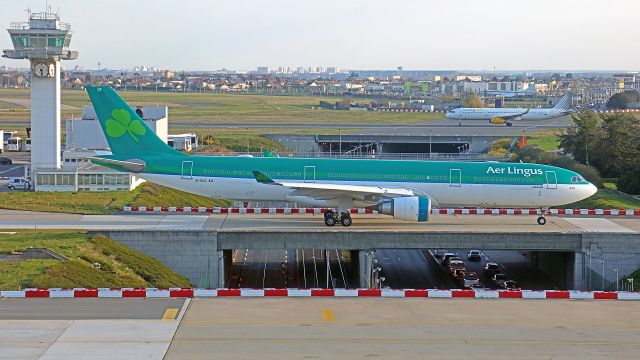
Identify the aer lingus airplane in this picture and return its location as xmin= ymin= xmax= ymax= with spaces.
xmin=86 ymin=87 xmax=596 ymax=227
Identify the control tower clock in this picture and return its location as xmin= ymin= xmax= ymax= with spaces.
xmin=33 ymin=62 xmax=54 ymax=77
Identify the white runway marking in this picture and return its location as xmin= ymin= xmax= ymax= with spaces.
xmin=562 ymin=218 xmax=635 ymax=233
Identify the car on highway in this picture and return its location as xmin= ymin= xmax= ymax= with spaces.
xmin=0 ymin=156 xmax=12 ymax=165
xmin=441 ymin=253 xmax=458 ymax=265
xmin=484 ymin=262 xmax=501 ymax=275
xmin=434 ymin=250 xmax=445 ymax=258
xmin=492 ymin=273 xmax=508 ymax=287
xmin=442 ymin=254 xmax=462 ymax=267
xmin=7 ymin=177 xmax=29 ymax=190
xmin=447 ymin=259 xmax=465 ymax=274
xmin=462 ymin=272 xmax=480 ymax=288
xmin=502 ymin=280 xmax=519 ymax=290
xmin=467 ymin=250 xmax=482 ymax=261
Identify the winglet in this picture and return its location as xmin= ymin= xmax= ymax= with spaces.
xmin=252 ymin=170 xmax=276 ymax=184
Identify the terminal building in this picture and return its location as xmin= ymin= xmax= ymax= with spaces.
xmin=3 ymin=11 xmax=195 ymax=192
xmin=35 ymin=105 xmax=168 ymax=192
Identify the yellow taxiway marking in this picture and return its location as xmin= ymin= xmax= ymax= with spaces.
xmin=321 ymin=309 xmax=335 ymax=322
xmin=162 ymin=308 xmax=179 ymax=320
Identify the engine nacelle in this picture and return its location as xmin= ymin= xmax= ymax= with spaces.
xmin=377 ymin=196 xmax=431 ymax=222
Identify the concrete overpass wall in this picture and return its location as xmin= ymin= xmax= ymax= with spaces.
xmin=216 ymin=231 xmax=583 ymax=251
xmin=90 ymin=230 xmax=222 ymax=288
xmin=94 ymin=230 xmax=640 ymax=291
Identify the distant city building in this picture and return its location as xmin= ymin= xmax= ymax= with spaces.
xmin=455 ymin=75 xmax=482 ymax=82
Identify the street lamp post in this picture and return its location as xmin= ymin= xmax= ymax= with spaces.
xmin=339 ymin=128 xmax=342 ymax=157
xmin=601 ymin=259 xmax=605 ymax=291
xmin=585 ymin=130 xmax=589 ymax=166
xmin=613 ymin=268 xmax=619 ymax=291
xmin=429 ymin=129 xmax=432 ymax=159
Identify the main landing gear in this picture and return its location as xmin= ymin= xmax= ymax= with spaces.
xmin=537 ymin=208 xmax=547 ymax=225
xmin=324 ymin=210 xmax=352 ymax=227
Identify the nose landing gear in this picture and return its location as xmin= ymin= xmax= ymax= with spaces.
xmin=324 ymin=210 xmax=352 ymax=227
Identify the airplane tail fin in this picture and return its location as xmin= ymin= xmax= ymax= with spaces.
xmin=552 ymin=93 xmax=573 ymax=111
xmin=86 ymin=86 xmax=184 ymax=157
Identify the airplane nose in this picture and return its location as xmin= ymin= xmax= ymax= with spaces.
xmin=586 ymin=183 xmax=597 ymax=197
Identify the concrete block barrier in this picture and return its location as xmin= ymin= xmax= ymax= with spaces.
xmin=119 ymin=206 xmax=640 ymax=217
xmin=2 ymin=288 xmax=637 ymax=300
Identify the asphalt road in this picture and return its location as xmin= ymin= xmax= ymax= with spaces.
xmin=3 ymin=297 xmax=640 ymax=359
xmin=165 ymin=298 xmax=640 ymax=360
xmin=0 ymin=115 xmax=571 ymax=137
xmin=0 ymin=298 xmax=187 ymax=360
xmin=1 ymin=210 xmax=636 ymax=233
xmin=0 ymin=298 xmax=185 ymax=320
xmin=228 ymin=248 xmax=354 ymax=289
xmin=225 ymin=247 xmax=554 ymax=291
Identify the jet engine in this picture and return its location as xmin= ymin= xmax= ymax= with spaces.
xmin=377 ymin=196 xmax=431 ymax=222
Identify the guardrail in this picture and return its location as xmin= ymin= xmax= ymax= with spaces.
xmin=1 ymin=288 xmax=638 ymax=300
xmin=118 ymin=207 xmax=640 ymax=216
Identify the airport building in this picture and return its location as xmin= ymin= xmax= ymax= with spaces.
xmin=2 ymin=11 xmax=191 ymax=192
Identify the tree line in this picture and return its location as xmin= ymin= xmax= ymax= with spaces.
xmin=559 ymin=110 xmax=640 ymax=194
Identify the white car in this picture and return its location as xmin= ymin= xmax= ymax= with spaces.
xmin=7 ymin=177 xmax=29 ymax=190
xmin=467 ymin=250 xmax=482 ymax=261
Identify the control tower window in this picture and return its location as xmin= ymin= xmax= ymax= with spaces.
xmin=48 ymin=36 xmax=64 ymax=47
xmin=31 ymin=36 xmax=46 ymax=47
xmin=11 ymin=35 xmax=29 ymax=47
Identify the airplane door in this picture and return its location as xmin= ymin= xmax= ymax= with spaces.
xmin=545 ymin=171 xmax=557 ymax=189
xmin=181 ymin=161 xmax=193 ymax=179
xmin=450 ymin=169 xmax=461 ymax=187
xmin=304 ymin=166 xmax=316 ymax=183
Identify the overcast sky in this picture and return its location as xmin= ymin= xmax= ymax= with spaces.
xmin=1 ymin=0 xmax=638 ymax=71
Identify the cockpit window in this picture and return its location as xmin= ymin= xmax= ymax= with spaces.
xmin=571 ymin=176 xmax=585 ymax=183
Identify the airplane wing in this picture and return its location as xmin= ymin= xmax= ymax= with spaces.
xmin=499 ymin=108 xmax=530 ymax=121
xmin=252 ymin=170 xmax=415 ymax=201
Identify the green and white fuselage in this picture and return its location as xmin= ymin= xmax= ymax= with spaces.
xmin=137 ymin=156 xmax=595 ymax=208
xmin=86 ymin=87 xmax=597 ymax=225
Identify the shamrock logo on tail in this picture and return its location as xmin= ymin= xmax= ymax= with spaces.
xmin=105 ymin=108 xmax=146 ymax=142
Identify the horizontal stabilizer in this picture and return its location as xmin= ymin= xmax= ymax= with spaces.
xmin=88 ymin=157 xmax=146 ymax=172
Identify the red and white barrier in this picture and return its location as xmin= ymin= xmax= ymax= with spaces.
xmin=596 ymin=109 xmax=640 ymax=114
xmin=1 ymin=288 xmax=639 ymax=300
xmin=119 ymin=206 xmax=374 ymax=214
xmin=118 ymin=206 xmax=640 ymax=217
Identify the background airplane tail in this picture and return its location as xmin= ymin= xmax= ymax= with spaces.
xmin=552 ymin=93 xmax=573 ymax=111
xmin=86 ymin=86 xmax=183 ymax=157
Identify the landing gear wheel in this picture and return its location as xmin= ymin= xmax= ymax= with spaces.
xmin=340 ymin=213 xmax=352 ymax=227
xmin=324 ymin=211 xmax=336 ymax=227
xmin=537 ymin=216 xmax=547 ymax=225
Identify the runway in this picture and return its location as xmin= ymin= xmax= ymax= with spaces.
xmin=0 ymin=209 xmax=637 ymax=233
xmin=0 ymin=298 xmax=187 ymax=360
xmin=3 ymin=297 xmax=639 ymax=360
xmin=0 ymin=114 xmax=571 ymax=137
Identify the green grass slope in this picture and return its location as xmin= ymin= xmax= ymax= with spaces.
xmin=566 ymin=190 xmax=640 ymax=209
xmin=0 ymin=231 xmax=191 ymax=290
xmin=0 ymin=182 xmax=230 ymax=215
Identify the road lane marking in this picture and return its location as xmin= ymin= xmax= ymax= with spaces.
xmin=0 ymin=166 xmax=21 ymax=175
xmin=321 ymin=309 xmax=335 ymax=322
xmin=180 ymin=319 xmax=640 ymax=328
xmin=162 ymin=308 xmax=179 ymax=320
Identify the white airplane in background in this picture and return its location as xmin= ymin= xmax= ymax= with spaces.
xmin=485 ymin=86 xmax=537 ymax=97
xmin=446 ymin=93 xmax=573 ymax=125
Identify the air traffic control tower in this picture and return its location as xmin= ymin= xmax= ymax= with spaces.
xmin=3 ymin=10 xmax=77 ymax=171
